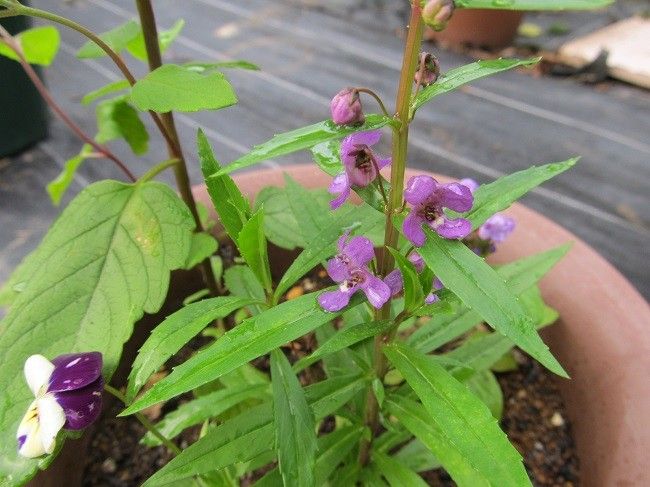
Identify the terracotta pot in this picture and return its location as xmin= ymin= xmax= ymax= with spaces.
xmin=425 ymin=9 xmax=524 ymax=49
xmin=35 ymin=164 xmax=649 ymax=486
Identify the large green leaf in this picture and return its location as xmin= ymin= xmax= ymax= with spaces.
xmin=384 ymin=344 xmax=530 ymax=486
xmin=412 ymin=58 xmax=538 ymax=112
xmin=237 ymin=209 xmax=272 ymax=292
xmin=77 ymin=20 xmax=141 ymax=59
xmin=373 ymin=451 xmax=428 ymax=487
xmin=126 ymin=19 xmax=185 ymax=62
xmin=417 ymin=230 xmax=567 ymax=377
xmin=95 ymin=97 xmax=149 ymax=155
xmin=217 ymin=114 xmax=396 ymax=175
xmin=46 ymin=144 xmax=93 ymax=206
xmin=130 ymin=64 xmax=237 ymax=112
xmin=121 ymin=293 xmax=359 ymax=415
xmin=456 ymin=0 xmax=613 ymax=10
xmin=0 ymin=26 xmax=60 ymax=66
xmin=0 ymin=180 xmax=193 ymax=485
xmin=126 ymin=296 xmax=258 ymax=401
xmin=183 ymin=232 xmax=218 ymax=270
xmin=462 ymin=158 xmax=578 ymax=229
xmin=270 ymin=350 xmax=317 ymax=487
xmin=284 ymin=174 xmax=333 ymax=238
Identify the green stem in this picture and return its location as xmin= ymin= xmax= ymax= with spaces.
xmin=358 ymin=0 xmax=424 ymax=467
xmin=355 ymin=87 xmax=391 ymax=118
xmin=104 ymin=385 xmax=181 ymax=456
xmin=138 ymin=158 xmax=180 ymax=183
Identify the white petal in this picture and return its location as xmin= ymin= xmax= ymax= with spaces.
xmin=36 ymin=395 xmax=66 ymax=454
xmin=24 ymin=354 xmax=55 ymax=397
xmin=17 ymin=400 xmax=46 ymax=458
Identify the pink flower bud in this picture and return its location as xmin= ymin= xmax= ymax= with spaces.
xmin=422 ymin=0 xmax=455 ymax=32
xmin=414 ymin=52 xmax=441 ymax=86
xmin=330 ymin=88 xmax=364 ymax=125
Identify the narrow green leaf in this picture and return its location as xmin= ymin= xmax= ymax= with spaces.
xmin=121 ymin=293 xmax=360 ymax=415
xmin=294 ymin=320 xmax=393 ymax=372
xmin=77 ymin=20 xmax=140 ymax=59
xmin=311 ymin=140 xmax=342 ymax=176
xmin=456 ymin=0 xmax=613 ymax=10
xmin=130 ymin=64 xmax=238 ymax=112
xmin=418 ymin=230 xmax=567 ymax=377
xmin=183 ymin=232 xmax=218 ymax=270
xmin=217 ymin=114 xmax=396 ymax=175
xmin=271 ymin=350 xmax=317 ymax=487
xmin=0 ymin=26 xmax=60 ymax=66
xmin=96 ymin=97 xmax=149 ymax=155
xmin=142 ymin=384 xmax=270 ymax=446
xmin=46 ymin=144 xmax=93 ymax=206
xmin=373 ymin=452 xmax=428 ymax=487
xmin=185 ymin=60 xmax=260 ymax=72
xmin=237 ymin=208 xmax=272 ymax=292
xmin=198 ymin=130 xmax=250 ymax=242
xmin=466 ymin=370 xmax=504 ymax=420
xmin=314 ymin=323 xmax=364 ymax=378
xmin=384 ymin=343 xmax=530 ymax=486
xmin=126 ymin=19 xmax=185 ymax=62
xmin=387 ymin=248 xmax=424 ymax=312
xmin=223 ymin=265 xmax=265 ymax=303
xmin=372 ymin=378 xmax=386 ymax=407
xmin=413 ymin=58 xmax=539 ymax=112
xmin=393 ymin=439 xmax=441 ymax=473
xmin=462 ymin=159 xmax=579 ymax=229
xmin=126 ymin=296 xmax=256 ymax=401
xmin=81 ymin=80 xmax=130 ymax=106
xmin=284 ymin=174 xmax=333 ymax=236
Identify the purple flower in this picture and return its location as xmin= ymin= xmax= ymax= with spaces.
xmin=459 ymin=177 xmax=479 ymax=194
xmin=402 ymin=175 xmax=474 ymax=246
xmin=17 ymin=352 xmax=103 ymax=458
xmin=330 ymin=88 xmax=364 ymax=125
xmin=328 ymin=130 xmax=391 ymax=209
xmin=414 ymin=52 xmax=441 ymax=86
xmin=478 ymin=213 xmax=516 ymax=243
xmin=318 ymin=233 xmax=390 ymax=312
xmin=384 ymin=252 xmax=445 ymax=305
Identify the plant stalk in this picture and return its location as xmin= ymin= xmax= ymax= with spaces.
xmin=358 ymin=0 xmax=424 ymax=466
xmin=134 ymin=0 xmax=219 ymax=296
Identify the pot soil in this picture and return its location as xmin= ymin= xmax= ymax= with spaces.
xmin=33 ymin=164 xmax=650 ymax=487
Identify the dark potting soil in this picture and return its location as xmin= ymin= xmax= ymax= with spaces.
xmin=82 ymin=273 xmax=579 ymax=486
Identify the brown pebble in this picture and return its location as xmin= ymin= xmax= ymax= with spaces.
xmin=101 ymin=458 xmax=116 ymax=474
xmin=516 ymin=389 xmax=527 ymax=399
xmin=551 ymin=411 xmax=565 ymax=427
xmin=286 ymin=285 xmax=304 ymax=300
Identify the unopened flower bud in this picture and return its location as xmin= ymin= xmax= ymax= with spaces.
xmin=330 ymin=88 xmax=364 ymax=125
xmin=422 ymin=0 xmax=455 ymax=32
xmin=414 ymin=52 xmax=441 ymax=86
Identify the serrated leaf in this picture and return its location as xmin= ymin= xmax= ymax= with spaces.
xmin=81 ymin=80 xmax=130 ymax=106
xmin=183 ymin=232 xmax=218 ymax=270
xmin=0 ymin=180 xmax=193 ymax=485
xmin=412 ymin=58 xmax=539 ymax=112
xmin=121 ymin=293 xmax=361 ymax=415
xmin=417 ymin=230 xmax=567 ymax=377
xmin=384 ymin=343 xmax=530 ymax=486
xmin=217 ymin=114 xmax=396 ymax=175
xmin=387 ymin=248 xmax=424 ymax=312
xmin=455 ymin=0 xmax=613 ymax=10
xmin=0 ymin=26 xmax=60 ymax=66
xmin=465 ymin=370 xmax=503 ymax=420
xmin=126 ymin=19 xmax=185 ymax=62
xmin=130 ymin=64 xmax=237 ymax=112
xmin=77 ymin=20 xmax=140 ymax=59
xmin=126 ymin=296 xmax=257 ymax=401
xmin=96 ymin=97 xmax=149 ymax=155
xmin=271 ymin=349 xmax=316 ymax=487
xmin=373 ymin=451 xmax=428 ymax=487
xmin=237 ymin=209 xmax=272 ymax=292
xmin=185 ymin=60 xmax=260 ymax=72
xmin=46 ymin=144 xmax=93 ymax=206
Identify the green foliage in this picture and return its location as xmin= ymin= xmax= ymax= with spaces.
xmin=77 ymin=20 xmax=140 ymax=59
xmin=393 ymin=439 xmax=441 ymax=472
xmin=126 ymin=19 xmax=185 ymax=62
xmin=465 ymin=370 xmax=504 ymax=420
xmin=373 ymin=451 xmax=429 ymax=487
xmin=384 ymin=343 xmax=531 ymax=486
xmin=223 ymin=265 xmax=266 ymax=311
xmin=81 ymin=80 xmax=130 ymax=106
xmin=183 ymin=232 xmax=218 ymax=270
xmin=185 ymin=60 xmax=260 ymax=72
xmin=270 ymin=350 xmax=317 ymax=487
xmin=130 ymin=64 xmax=238 ymax=112
xmin=237 ymin=209 xmax=273 ymax=293
xmin=0 ymin=180 xmax=193 ymax=485
xmin=95 ymin=96 xmax=149 ymax=155
xmin=388 ymin=248 xmax=424 ymax=312
xmin=0 ymin=26 xmax=60 ymax=66
xmin=455 ymin=0 xmax=613 ymax=10
xmin=46 ymin=144 xmax=92 ymax=206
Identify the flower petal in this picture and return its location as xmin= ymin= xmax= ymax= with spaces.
xmin=17 ymin=399 xmax=45 ymax=458
xmin=435 ymin=217 xmax=472 ymax=239
xmin=347 ymin=163 xmax=377 ymax=188
xmin=407 ymin=252 xmax=425 ymax=273
xmin=329 ymin=173 xmax=351 ymax=210
xmin=24 ymin=354 xmax=55 ymax=397
xmin=55 ymin=377 xmax=103 ymax=430
xmin=376 ymin=155 xmax=392 ymax=169
xmin=403 ymin=211 xmax=426 ymax=247
xmin=404 ymin=175 xmax=437 ymax=205
xmin=343 ymin=235 xmax=375 ymax=266
xmin=361 ymin=275 xmax=391 ymax=309
xmin=36 ymin=394 xmax=66 ymax=454
xmin=384 ymin=269 xmax=403 ymax=296
xmin=318 ymin=289 xmax=352 ymax=312
xmin=350 ymin=130 xmax=382 ymax=147
xmin=478 ymin=213 xmax=516 ymax=243
xmin=327 ymin=257 xmax=349 ymax=283
xmin=437 ymin=182 xmax=473 ymax=212
xmin=49 ymin=352 xmax=102 ymax=393
xmin=459 ymin=178 xmax=479 ymax=194
xmin=425 ymin=293 xmax=440 ymax=305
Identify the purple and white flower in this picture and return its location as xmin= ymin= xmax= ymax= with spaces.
xmin=328 ymin=130 xmax=391 ymax=209
xmin=386 ymin=252 xmax=444 ymax=305
xmin=402 ymin=175 xmax=474 ymax=246
xmin=17 ymin=352 xmax=103 ymax=458
xmin=318 ymin=233 xmax=391 ymax=312
xmin=330 ymin=88 xmax=364 ymax=125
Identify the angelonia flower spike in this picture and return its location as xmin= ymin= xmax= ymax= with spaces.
xmin=17 ymin=352 xmax=103 ymax=458
xmin=318 ymin=233 xmax=391 ymax=312
xmin=328 ymin=130 xmax=391 ymax=209
xmin=330 ymin=88 xmax=365 ymax=125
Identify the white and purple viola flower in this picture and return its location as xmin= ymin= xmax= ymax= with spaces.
xmin=328 ymin=130 xmax=391 ymax=209
xmin=318 ymin=233 xmax=391 ymax=312
xmin=17 ymin=352 xmax=103 ymax=458
xmin=402 ymin=175 xmax=474 ymax=247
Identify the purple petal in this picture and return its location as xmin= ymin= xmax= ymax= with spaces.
xmin=434 ymin=217 xmax=472 ymax=239
xmin=48 ymin=352 xmax=102 ymax=393
xmin=318 ymin=289 xmax=352 ymax=312
xmin=349 ymin=130 xmax=382 ymax=148
xmin=377 ymin=155 xmax=391 ymax=169
xmin=327 ymin=257 xmax=349 ymax=283
xmin=425 ymin=293 xmax=440 ymax=305
xmin=329 ymin=173 xmax=351 ymax=210
xmin=459 ymin=178 xmax=479 ymax=194
xmin=433 ymin=277 xmax=444 ymax=290
xmin=437 ymin=182 xmax=473 ymax=212
xmin=478 ymin=214 xmax=516 ymax=243
xmin=347 ymin=163 xmax=377 ymax=187
xmin=404 ymin=175 xmax=437 ymax=206
xmin=343 ymin=236 xmax=375 ymax=266
xmin=55 ymin=376 xmax=103 ymax=430
xmin=361 ymin=275 xmax=391 ymax=309
xmin=384 ymin=269 xmax=403 ymax=296
xmin=407 ymin=252 xmax=425 ymax=273
xmin=403 ymin=211 xmax=426 ymax=247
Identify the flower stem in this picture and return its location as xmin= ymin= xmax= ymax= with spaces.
xmin=358 ymin=0 xmax=424 ymax=466
xmin=355 ymin=87 xmax=391 ymax=118
xmin=138 ymin=158 xmax=180 ymax=184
